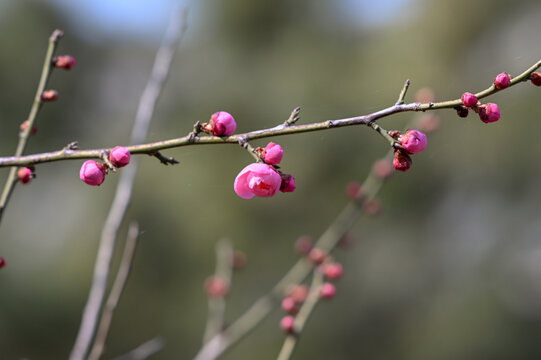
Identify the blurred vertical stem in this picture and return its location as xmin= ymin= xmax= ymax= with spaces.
xmin=87 ymin=222 xmax=140 ymax=360
xmin=203 ymin=238 xmax=234 ymax=344
xmin=193 ymin=151 xmax=390 ymax=360
xmin=0 ymin=29 xmax=63 ymax=223
xmin=276 ymin=270 xmax=324 ymax=360
xmin=69 ymin=9 xmax=187 ymax=360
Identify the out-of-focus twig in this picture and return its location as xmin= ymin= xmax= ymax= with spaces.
xmin=203 ymin=238 xmax=234 ymax=344
xmin=88 ymin=222 xmax=140 ymax=360
xmin=112 ymin=337 xmax=165 ymax=360
xmin=69 ymin=9 xmax=188 ymax=360
xmin=0 ymin=29 xmax=63 ymax=223
xmin=276 ymin=270 xmax=324 ymax=360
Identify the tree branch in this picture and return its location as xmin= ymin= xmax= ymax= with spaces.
xmin=1 ymin=57 xmax=540 ymax=168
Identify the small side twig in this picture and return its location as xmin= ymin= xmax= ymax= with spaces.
xmin=283 ymin=107 xmax=301 ymax=126
xmin=150 ymin=151 xmax=179 ymax=165
xmin=88 ymin=222 xmax=140 ymax=360
xmin=395 ymin=79 xmax=411 ymax=105
xmin=202 ymin=238 xmax=234 ymax=344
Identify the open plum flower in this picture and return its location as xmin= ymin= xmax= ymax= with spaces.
xmin=234 ymin=163 xmax=282 ymax=199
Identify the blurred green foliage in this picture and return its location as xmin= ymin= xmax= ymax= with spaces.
xmin=2 ymin=0 xmax=541 ymax=359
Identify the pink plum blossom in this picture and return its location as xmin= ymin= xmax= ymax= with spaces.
xmin=494 ymin=72 xmax=511 ymax=89
xmin=478 ymin=103 xmax=501 ymax=123
xmin=234 ymin=163 xmax=281 ymax=199
xmin=80 ymin=160 xmax=106 ymax=186
xmin=279 ymin=173 xmax=296 ymax=193
xmin=398 ymin=129 xmax=427 ymax=154
xmin=109 ymin=146 xmax=131 ymax=168
xmin=210 ymin=111 xmax=237 ymax=136
xmin=263 ymin=142 xmax=283 ymax=165
xmin=461 ymin=92 xmax=478 ymax=108
xmin=393 ymin=150 xmax=412 ymax=172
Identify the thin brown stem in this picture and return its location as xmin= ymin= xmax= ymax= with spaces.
xmin=87 ymin=222 xmax=140 ymax=360
xmin=0 ymin=29 xmax=63 ymax=222
xmin=2 ymin=57 xmax=540 ymax=169
xmin=203 ymin=238 xmax=234 ymax=344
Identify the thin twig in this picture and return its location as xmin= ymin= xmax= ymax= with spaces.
xmin=88 ymin=222 xmax=140 ymax=360
xmin=2 ymin=57 xmax=540 ymax=168
xmin=69 ymin=9 xmax=187 ymax=360
xmin=276 ymin=270 xmax=324 ymax=360
xmin=112 ymin=337 xmax=165 ymax=360
xmin=203 ymin=238 xmax=234 ymax=344
xmin=0 ymin=29 xmax=63 ymax=222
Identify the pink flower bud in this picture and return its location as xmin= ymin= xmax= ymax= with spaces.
xmin=280 ymin=315 xmax=295 ymax=334
xmin=279 ymin=173 xmax=296 ymax=193
xmin=17 ymin=167 xmax=32 ymax=184
xmin=79 ymin=160 xmax=106 ymax=186
xmin=346 ymin=181 xmax=362 ymax=199
xmin=41 ymin=90 xmax=58 ymax=102
xmin=109 ymin=146 xmax=131 ymax=168
xmin=262 ymin=142 xmax=283 ymax=165
xmin=530 ymin=72 xmax=541 ymax=86
xmin=0 ymin=257 xmax=5 ymax=269
xmin=234 ymin=163 xmax=281 ymax=199
xmin=398 ymin=129 xmax=427 ymax=154
xmin=210 ymin=111 xmax=236 ymax=136
xmin=308 ymin=248 xmax=327 ymax=265
xmin=53 ymin=55 xmax=76 ymax=70
xmin=456 ymin=106 xmax=469 ymax=118
xmin=393 ymin=149 xmax=412 ymax=172
xmin=494 ymin=72 xmax=511 ymax=89
xmin=461 ymin=92 xmax=478 ymax=108
xmin=295 ymin=235 xmax=314 ymax=255
xmin=478 ymin=103 xmax=500 ymax=123
xmin=287 ymin=284 xmax=309 ymax=303
xmin=319 ymin=282 xmax=336 ymax=299
xmin=322 ymin=263 xmax=343 ymax=280
xmin=204 ymin=276 xmax=229 ymax=298
xmin=281 ymin=297 xmax=299 ymax=315
xmin=372 ymin=159 xmax=393 ymax=179
xmin=20 ymin=121 xmax=37 ymax=135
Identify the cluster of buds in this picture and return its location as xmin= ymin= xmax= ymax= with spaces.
xmin=455 ymin=71 xmax=511 ymax=123
xmin=280 ymin=284 xmax=309 ymax=333
xmin=459 ymin=92 xmax=501 ymax=123
xmin=234 ymin=142 xmax=296 ymax=199
xmin=79 ymin=146 xmax=131 ymax=186
xmin=390 ymin=129 xmax=428 ymax=172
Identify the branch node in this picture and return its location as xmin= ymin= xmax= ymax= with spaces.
xmin=284 ymin=107 xmax=301 ymax=126
xmin=150 ymin=151 xmax=179 ymax=166
xmin=189 ymin=121 xmax=202 ymax=143
xmin=396 ymin=79 xmax=411 ymax=105
xmin=64 ymin=141 xmax=79 ymax=151
xmin=101 ymin=150 xmax=116 ymax=172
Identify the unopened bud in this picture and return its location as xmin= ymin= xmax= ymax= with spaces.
xmin=17 ymin=167 xmax=32 ymax=184
xmin=494 ymin=72 xmax=511 ymax=90
xmin=53 ymin=55 xmax=76 ymax=70
xmin=41 ymin=90 xmax=58 ymax=102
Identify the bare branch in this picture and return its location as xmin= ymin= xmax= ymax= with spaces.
xmin=69 ymin=9 xmax=188 ymax=360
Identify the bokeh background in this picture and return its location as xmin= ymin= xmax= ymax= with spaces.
xmin=1 ymin=0 xmax=541 ymax=359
